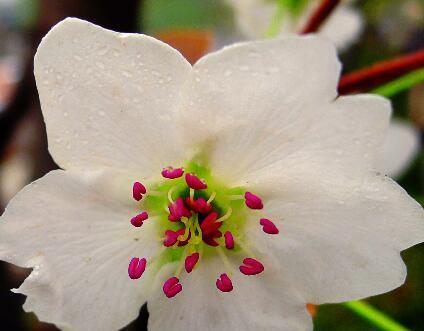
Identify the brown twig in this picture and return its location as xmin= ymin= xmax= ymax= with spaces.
xmin=339 ymin=48 xmax=424 ymax=94
xmin=300 ymin=0 xmax=341 ymax=34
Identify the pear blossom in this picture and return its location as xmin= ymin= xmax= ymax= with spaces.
xmin=0 ymin=18 xmax=424 ymax=331
xmin=225 ymin=0 xmax=362 ymax=51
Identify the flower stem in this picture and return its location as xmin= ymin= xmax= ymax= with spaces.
xmin=265 ymin=0 xmax=286 ymax=38
xmin=372 ymin=68 xmax=424 ymax=98
xmin=299 ymin=0 xmax=341 ymax=34
xmin=344 ymin=301 xmax=411 ymax=331
xmin=339 ymin=48 xmax=424 ymax=94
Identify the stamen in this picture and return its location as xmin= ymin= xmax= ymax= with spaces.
xmin=184 ymin=252 xmax=200 ymax=273
xmin=259 ymin=218 xmax=279 ymax=234
xmin=185 ymin=173 xmax=207 ymax=190
xmin=244 ymin=192 xmax=263 ymax=209
xmin=168 ymin=197 xmax=191 ymax=222
xmin=163 ymin=277 xmax=182 ymax=298
xmin=226 ymin=194 xmax=244 ymax=201
xmin=217 ymin=247 xmax=233 ymax=274
xmin=128 ymin=257 xmax=147 ymax=279
xmin=207 ymin=192 xmax=216 ymax=204
xmin=132 ymin=182 xmax=146 ymax=201
xmin=216 ymin=207 xmax=232 ymax=222
xmin=130 ymin=212 xmax=148 ymax=227
xmin=162 ymin=166 xmax=184 ymax=179
xmin=216 ymin=273 xmax=233 ymax=292
xmin=200 ymin=212 xmax=223 ymax=238
xmin=163 ymin=229 xmax=186 ymax=247
xmin=167 ymin=186 xmax=176 ymax=204
xmin=185 ymin=197 xmax=212 ymax=214
xmin=239 ymin=258 xmax=264 ymax=276
xmin=178 ymin=218 xmax=192 ymax=242
xmin=224 ymin=231 xmax=234 ymax=250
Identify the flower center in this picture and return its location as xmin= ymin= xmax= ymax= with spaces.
xmin=127 ymin=162 xmax=279 ymax=298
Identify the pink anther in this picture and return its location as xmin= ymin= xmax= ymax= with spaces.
xmin=161 ymin=166 xmax=184 ymax=179
xmin=185 ymin=173 xmax=207 ymax=190
xmin=133 ymin=182 xmax=146 ymax=201
xmin=244 ymin=191 xmax=263 ymax=209
xmin=185 ymin=197 xmax=212 ymax=214
xmin=216 ymin=273 xmax=233 ymax=292
xmin=202 ymin=230 xmax=222 ymax=247
xmin=163 ymin=229 xmax=186 ymax=247
xmin=239 ymin=258 xmax=264 ymax=276
xmin=163 ymin=277 xmax=183 ymax=298
xmin=184 ymin=252 xmax=200 ymax=273
xmin=130 ymin=212 xmax=148 ymax=227
xmin=128 ymin=257 xmax=147 ymax=280
xmin=259 ymin=218 xmax=279 ymax=234
xmin=224 ymin=231 xmax=234 ymax=250
xmin=200 ymin=212 xmax=223 ymax=236
xmin=168 ymin=197 xmax=192 ymax=222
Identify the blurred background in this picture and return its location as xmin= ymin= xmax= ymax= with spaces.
xmin=0 ymin=0 xmax=423 ymax=330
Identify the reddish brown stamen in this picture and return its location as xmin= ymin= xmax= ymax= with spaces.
xmin=259 ymin=218 xmax=279 ymax=235
xmin=132 ymin=182 xmax=146 ymax=201
xmin=239 ymin=258 xmax=264 ymax=276
xmin=216 ymin=273 xmax=233 ymax=292
xmin=130 ymin=212 xmax=148 ymax=227
xmin=163 ymin=277 xmax=183 ymax=298
xmin=244 ymin=192 xmax=263 ymax=210
xmin=185 ymin=173 xmax=207 ymax=190
xmin=185 ymin=252 xmax=200 ymax=273
xmin=168 ymin=197 xmax=192 ymax=222
xmin=224 ymin=231 xmax=235 ymax=250
xmin=128 ymin=257 xmax=147 ymax=280
xmin=162 ymin=166 xmax=184 ymax=179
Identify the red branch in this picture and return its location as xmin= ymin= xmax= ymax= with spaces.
xmin=300 ymin=0 xmax=341 ymax=34
xmin=339 ymin=48 xmax=424 ymax=94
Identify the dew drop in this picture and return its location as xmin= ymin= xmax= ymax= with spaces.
xmin=224 ymin=70 xmax=232 ymax=77
xmin=98 ymin=110 xmax=105 ymax=116
xmin=123 ymin=71 xmax=133 ymax=78
xmin=239 ymin=65 xmax=250 ymax=72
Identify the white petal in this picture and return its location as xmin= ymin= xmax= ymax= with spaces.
xmin=148 ymin=256 xmax=312 ymax=331
xmin=35 ymin=18 xmax=191 ymax=174
xmin=319 ymin=6 xmax=363 ymax=52
xmin=245 ymin=94 xmax=391 ymax=193
xmin=179 ymin=35 xmax=341 ymax=184
xmin=375 ymin=120 xmax=420 ymax=178
xmin=0 ymin=170 xmax=160 ymax=331
xmin=247 ymin=173 xmax=424 ymax=304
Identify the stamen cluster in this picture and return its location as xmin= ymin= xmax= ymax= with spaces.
xmin=128 ymin=165 xmax=280 ymax=298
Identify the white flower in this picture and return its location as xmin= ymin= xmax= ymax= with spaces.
xmin=225 ymin=0 xmax=363 ymax=51
xmin=0 ymin=18 xmax=423 ymax=331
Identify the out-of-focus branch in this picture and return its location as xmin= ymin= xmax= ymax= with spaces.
xmin=339 ymin=48 xmax=424 ymax=94
xmin=299 ymin=0 xmax=341 ymax=34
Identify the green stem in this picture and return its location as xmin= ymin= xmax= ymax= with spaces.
xmin=265 ymin=1 xmax=286 ymax=38
xmin=344 ymin=301 xmax=411 ymax=331
xmin=372 ymin=68 xmax=424 ymax=98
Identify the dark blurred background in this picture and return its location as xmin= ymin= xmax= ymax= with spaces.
xmin=0 ymin=0 xmax=423 ymax=330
